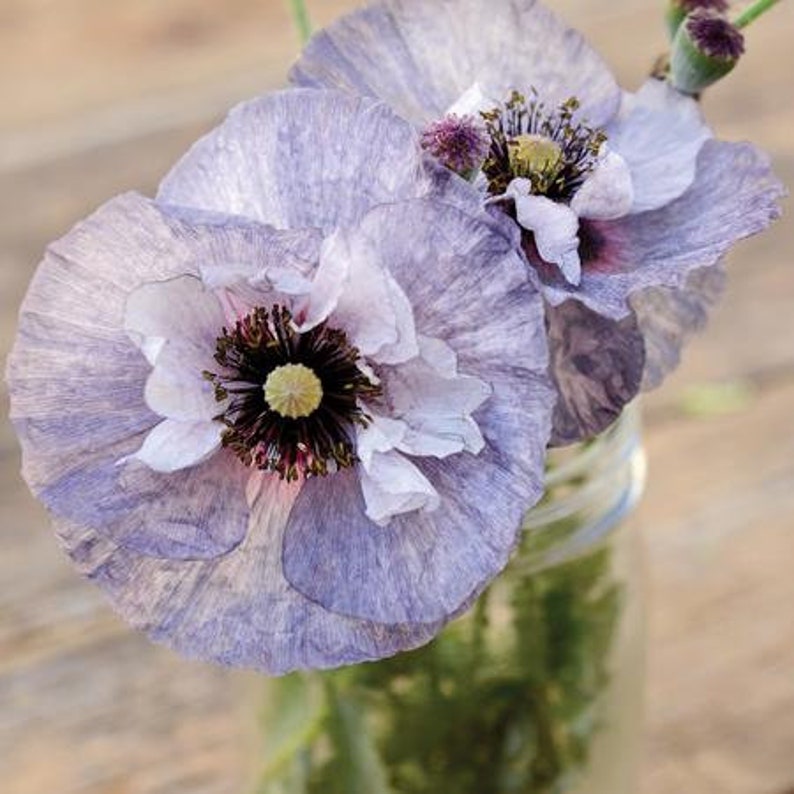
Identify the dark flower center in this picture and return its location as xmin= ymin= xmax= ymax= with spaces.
xmin=205 ymin=305 xmax=381 ymax=481
xmin=481 ymin=90 xmax=607 ymax=201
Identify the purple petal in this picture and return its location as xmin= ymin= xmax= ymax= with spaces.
xmin=542 ymin=140 xmax=785 ymax=319
xmin=631 ymin=265 xmax=726 ymax=391
xmin=157 ymin=89 xmax=454 ymax=233
xmin=546 ymin=300 xmax=645 ymax=446
xmin=6 ymin=193 xmax=318 ymax=559
xmin=290 ymin=0 xmax=621 ymax=127
xmin=54 ymin=476 xmax=443 ymax=674
xmin=281 ymin=199 xmax=554 ymax=624
xmin=608 ymin=79 xmax=712 ymax=213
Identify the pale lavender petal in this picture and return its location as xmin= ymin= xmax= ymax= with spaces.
xmin=359 ymin=449 xmax=440 ymax=526
xmin=291 ymin=0 xmax=621 ymax=127
xmin=609 ymin=79 xmax=711 ymax=213
xmin=143 ymin=338 xmax=219 ymax=422
xmin=124 ymin=275 xmax=225 ymax=361
xmin=281 ymin=200 xmax=554 ymax=624
xmin=53 ymin=476 xmax=443 ymax=674
xmin=157 ymin=90 xmax=452 ymax=233
xmin=128 ymin=418 xmax=223 ymax=474
xmin=302 ymin=228 xmax=419 ymax=364
xmin=509 ymin=187 xmax=582 ymax=285
xmin=546 ymin=300 xmax=645 ymax=446
xmin=6 ymin=193 xmax=308 ymax=559
xmin=570 ymin=150 xmax=634 ymax=221
xmin=631 ymin=265 xmax=726 ymax=391
xmin=542 ymin=140 xmax=785 ymax=320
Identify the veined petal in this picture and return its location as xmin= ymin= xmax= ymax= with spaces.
xmin=547 ymin=300 xmax=645 ymax=445
xmin=609 ymin=79 xmax=712 ymax=213
xmin=291 ymin=0 xmax=621 ymax=127
xmin=157 ymin=89 xmax=451 ymax=233
xmin=54 ymin=475 xmax=444 ymax=674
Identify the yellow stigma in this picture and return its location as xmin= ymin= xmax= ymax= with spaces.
xmin=509 ymin=134 xmax=564 ymax=177
xmin=264 ymin=364 xmax=323 ymax=419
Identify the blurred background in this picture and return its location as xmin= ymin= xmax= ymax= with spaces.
xmin=0 ymin=1 xmax=792 ymax=792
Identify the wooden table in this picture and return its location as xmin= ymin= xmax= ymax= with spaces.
xmin=1 ymin=2 xmax=792 ymax=792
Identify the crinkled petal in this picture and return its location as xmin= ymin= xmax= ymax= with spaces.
xmin=291 ymin=0 xmax=621 ymax=127
xmin=127 ymin=418 xmax=224 ymax=474
xmin=570 ymin=150 xmax=634 ymax=221
xmin=143 ymin=338 xmax=220 ymax=422
xmin=301 ymin=228 xmax=419 ymax=364
xmin=53 ymin=475 xmax=444 ymax=674
xmin=609 ymin=79 xmax=712 ymax=213
xmin=546 ymin=300 xmax=645 ymax=446
xmin=542 ymin=140 xmax=785 ymax=320
xmin=6 ymin=192 xmax=304 ymax=559
xmin=359 ymin=450 xmax=440 ymax=526
xmin=632 ymin=265 xmax=726 ymax=391
xmin=124 ymin=275 xmax=225 ymax=363
xmin=507 ymin=185 xmax=582 ymax=285
xmin=157 ymin=89 xmax=455 ymax=233
xmin=383 ymin=336 xmax=490 ymax=456
xmin=281 ymin=199 xmax=554 ymax=625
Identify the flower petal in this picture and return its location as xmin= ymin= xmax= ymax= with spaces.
xmin=608 ymin=79 xmax=712 ymax=213
xmin=359 ymin=449 xmax=440 ymax=526
xmin=6 ymin=193 xmax=303 ymax=559
xmin=157 ymin=89 xmax=450 ymax=233
xmin=53 ymin=476 xmax=443 ymax=674
xmin=542 ymin=140 xmax=785 ymax=320
xmin=291 ymin=0 xmax=621 ymax=127
xmin=127 ymin=418 xmax=223 ymax=474
xmin=124 ymin=275 xmax=225 ymax=363
xmin=280 ymin=199 xmax=554 ymax=625
xmin=631 ymin=265 xmax=726 ymax=391
xmin=570 ymin=150 xmax=634 ymax=221
xmin=301 ymin=228 xmax=419 ymax=364
xmin=507 ymin=185 xmax=582 ymax=285
xmin=546 ymin=300 xmax=645 ymax=446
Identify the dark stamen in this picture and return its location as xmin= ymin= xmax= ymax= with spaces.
xmin=205 ymin=305 xmax=381 ymax=481
xmin=481 ymin=90 xmax=607 ymax=201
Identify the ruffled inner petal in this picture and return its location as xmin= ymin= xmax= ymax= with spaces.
xmin=570 ymin=150 xmax=634 ymax=221
xmin=126 ymin=418 xmax=223 ymax=474
xmin=301 ymin=226 xmax=419 ymax=364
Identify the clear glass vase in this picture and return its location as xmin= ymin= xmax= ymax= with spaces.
xmin=251 ymin=409 xmax=647 ymax=794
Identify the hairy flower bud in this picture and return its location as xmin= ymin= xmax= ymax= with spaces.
xmin=670 ymin=10 xmax=745 ymax=95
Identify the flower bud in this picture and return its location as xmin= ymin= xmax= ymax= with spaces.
xmin=670 ymin=10 xmax=745 ymax=95
xmin=666 ymin=0 xmax=730 ymax=38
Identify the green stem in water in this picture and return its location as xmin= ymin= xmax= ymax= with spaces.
xmin=734 ymin=0 xmax=783 ymax=29
xmin=287 ymin=0 xmax=312 ymax=44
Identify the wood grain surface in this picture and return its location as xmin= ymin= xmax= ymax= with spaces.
xmin=1 ymin=2 xmax=792 ymax=793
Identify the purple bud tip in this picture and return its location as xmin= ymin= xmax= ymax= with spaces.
xmin=420 ymin=115 xmax=490 ymax=175
xmin=676 ymin=0 xmax=729 ymax=13
xmin=686 ymin=11 xmax=746 ymax=60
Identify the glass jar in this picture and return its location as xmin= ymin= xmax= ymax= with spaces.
xmin=251 ymin=408 xmax=647 ymax=794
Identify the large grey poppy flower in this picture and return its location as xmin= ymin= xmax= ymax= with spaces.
xmin=291 ymin=0 xmax=784 ymax=443
xmin=7 ymin=89 xmax=555 ymax=673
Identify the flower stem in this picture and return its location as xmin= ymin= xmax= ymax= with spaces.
xmin=734 ymin=0 xmax=783 ymax=29
xmin=286 ymin=0 xmax=312 ymax=44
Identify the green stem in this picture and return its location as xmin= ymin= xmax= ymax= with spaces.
xmin=734 ymin=0 xmax=783 ymax=29
xmin=287 ymin=0 xmax=312 ymax=44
